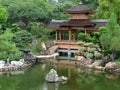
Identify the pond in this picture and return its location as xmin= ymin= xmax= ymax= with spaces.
xmin=0 ymin=61 xmax=120 ymax=90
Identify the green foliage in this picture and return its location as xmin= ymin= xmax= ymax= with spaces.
xmin=84 ymin=43 xmax=94 ymax=47
xmin=94 ymin=51 xmax=101 ymax=58
xmin=26 ymin=22 xmax=51 ymax=53
xmin=26 ymin=22 xmax=50 ymax=40
xmin=0 ymin=6 xmax=8 ymax=22
xmin=100 ymin=13 xmax=120 ymax=59
xmin=1 ymin=0 xmax=51 ymax=23
xmin=77 ymin=41 xmax=84 ymax=45
xmin=84 ymin=52 xmax=93 ymax=58
xmin=10 ymin=23 xmax=21 ymax=33
xmin=78 ymin=46 xmax=86 ymax=52
xmin=88 ymin=48 xmax=97 ymax=53
xmin=13 ymin=30 xmax=33 ymax=48
xmin=0 ymin=29 xmax=21 ymax=59
xmin=50 ymin=2 xmax=73 ymax=20
xmin=94 ymin=0 xmax=120 ymax=24
xmin=77 ymin=32 xmax=91 ymax=41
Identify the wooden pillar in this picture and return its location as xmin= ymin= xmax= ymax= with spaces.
xmin=56 ymin=31 xmax=58 ymax=41
xmin=60 ymin=31 xmax=62 ymax=41
xmin=69 ymin=29 xmax=72 ymax=41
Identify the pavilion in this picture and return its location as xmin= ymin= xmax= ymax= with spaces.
xmin=48 ymin=1 xmax=107 ymax=59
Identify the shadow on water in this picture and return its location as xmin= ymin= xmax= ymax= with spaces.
xmin=0 ymin=60 xmax=120 ymax=90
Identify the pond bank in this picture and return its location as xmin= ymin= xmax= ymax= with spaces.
xmin=0 ymin=63 xmax=33 ymax=72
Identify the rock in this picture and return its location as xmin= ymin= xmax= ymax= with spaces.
xmin=58 ymin=76 xmax=68 ymax=82
xmin=41 ymin=42 xmax=48 ymax=55
xmin=48 ymin=46 xmax=58 ymax=55
xmin=75 ymin=58 xmax=93 ymax=66
xmin=0 ymin=64 xmax=4 ymax=68
xmin=0 ymin=61 xmax=5 ymax=64
xmin=45 ymin=69 xmax=59 ymax=82
xmin=105 ymin=62 xmax=119 ymax=71
xmin=75 ymin=56 xmax=85 ymax=62
xmin=45 ymin=69 xmax=67 ymax=83
xmin=82 ymin=58 xmax=93 ymax=65
xmin=91 ymin=61 xmax=102 ymax=67
xmin=95 ymin=66 xmax=104 ymax=71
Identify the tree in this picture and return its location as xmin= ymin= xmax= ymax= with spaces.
xmin=50 ymin=2 xmax=73 ymax=20
xmin=0 ymin=6 xmax=8 ymax=22
xmin=94 ymin=0 xmax=120 ymax=24
xmin=0 ymin=29 xmax=21 ymax=60
xmin=100 ymin=13 xmax=120 ymax=60
xmin=13 ymin=30 xmax=33 ymax=48
xmin=1 ymin=0 xmax=52 ymax=23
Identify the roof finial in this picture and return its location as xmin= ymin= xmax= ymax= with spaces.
xmin=79 ymin=0 xmax=83 ymax=5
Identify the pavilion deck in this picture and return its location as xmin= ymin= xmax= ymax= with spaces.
xmin=55 ymin=40 xmax=79 ymax=49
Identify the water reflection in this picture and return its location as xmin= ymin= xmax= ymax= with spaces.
xmin=0 ymin=61 xmax=120 ymax=90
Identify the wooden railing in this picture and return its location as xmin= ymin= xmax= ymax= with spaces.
xmin=55 ymin=40 xmax=79 ymax=49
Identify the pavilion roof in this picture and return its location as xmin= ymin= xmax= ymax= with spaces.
xmin=48 ymin=19 xmax=107 ymax=30
xmin=47 ymin=20 xmax=69 ymax=30
xmin=91 ymin=20 xmax=108 ymax=28
xmin=64 ymin=3 xmax=95 ymax=14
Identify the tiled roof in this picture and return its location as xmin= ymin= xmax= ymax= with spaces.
xmin=64 ymin=4 xmax=94 ymax=14
xmin=48 ymin=19 xmax=107 ymax=30
xmin=91 ymin=19 xmax=108 ymax=28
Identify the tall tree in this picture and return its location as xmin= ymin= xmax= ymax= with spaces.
xmin=0 ymin=5 xmax=8 ymax=23
xmin=0 ymin=29 xmax=21 ymax=59
xmin=0 ymin=0 xmax=52 ymax=23
xmin=94 ymin=0 xmax=120 ymax=24
xmin=100 ymin=13 xmax=120 ymax=60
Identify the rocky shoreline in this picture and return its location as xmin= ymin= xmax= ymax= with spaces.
xmin=0 ymin=63 xmax=32 ymax=72
xmin=75 ymin=57 xmax=120 ymax=73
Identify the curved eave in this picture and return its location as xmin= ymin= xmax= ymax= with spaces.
xmin=64 ymin=10 xmax=95 ymax=14
xmin=59 ymin=23 xmax=95 ymax=27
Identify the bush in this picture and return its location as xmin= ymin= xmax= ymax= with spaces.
xmin=78 ymin=46 xmax=86 ymax=52
xmin=84 ymin=52 xmax=93 ymax=58
xmin=94 ymin=51 xmax=101 ymax=58
xmin=77 ymin=41 xmax=84 ymax=45
xmin=84 ymin=42 xmax=94 ymax=47
xmin=0 ymin=29 xmax=21 ymax=59
xmin=88 ymin=48 xmax=97 ymax=53
xmin=13 ymin=30 xmax=33 ymax=48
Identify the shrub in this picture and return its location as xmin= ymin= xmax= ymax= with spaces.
xmin=94 ymin=51 xmax=101 ymax=58
xmin=78 ymin=46 xmax=86 ymax=52
xmin=84 ymin=42 xmax=94 ymax=47
xmin=77 ymin=41 xmax=84 ymax=45
xmin=88 ymin=48 xmax=97 ymax=53
xmin=84 ymin=52 xmax=93 ymax=58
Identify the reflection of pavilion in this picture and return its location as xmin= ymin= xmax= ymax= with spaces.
xmin=48 ymin=2 xmax=107 ymax=59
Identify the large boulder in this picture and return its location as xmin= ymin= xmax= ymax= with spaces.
xmin=0 ymin=61 xmax=5 ymax=64
xmin=75 ymin=57 xmax=93 ymax=66
xmin=105 ymin=62 xmax=119 ymax=71
xmin=82 ymin=58 xmax=93 ymax=65
xmin=91 ymin=61 xmax=102 ymax=67
xmin=48 ymin=46 xmax=58 ymax=55
xmin=75 ymin=56 xmax=85 ymax=62
xmin=45 ymin=69 xmax=59 ymax=82
xmin=45 ymin=69 xmax=67 ymax=83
